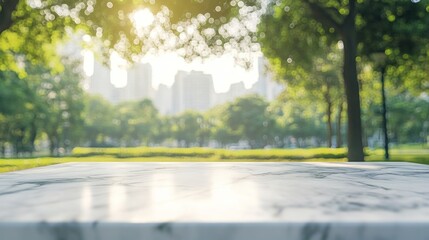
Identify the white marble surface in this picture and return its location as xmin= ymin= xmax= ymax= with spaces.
xmin=1 ymin=162 xmax=429 ymax=240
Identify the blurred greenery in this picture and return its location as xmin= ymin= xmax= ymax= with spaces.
xmin=71 ymin=147 xmax=348 ymax=159
xmin=1 ymin=0 xmax=428 ymax=162
xmin=1 ymin=85 xmax=428 ymax=158
xmin=258 ymin=0 xmax=429 ymax=161
xmin=1 ymin=146 xmax=428 ymax=174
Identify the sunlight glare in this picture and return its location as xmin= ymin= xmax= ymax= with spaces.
xmin=131 ymin=8 xmax=155 ymax=29
xmin=82 ymin=50 xmax=94 ymax=77
xmin=110 ymin=52 xmax=128 ymax=88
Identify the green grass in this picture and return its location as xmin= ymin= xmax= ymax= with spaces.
xmin=71 ymin=147 xmax=349 ymax=160
xmin=0 ymin=158 xmax=63 ymax=173
xmin=1 ymin=146 xmax=427 ymax=173
xmin=366 ymin=147 xmax=429 ymax=165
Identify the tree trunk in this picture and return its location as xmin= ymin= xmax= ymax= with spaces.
xmin=341 ymin=7 xmax=364 ymax=161
xmin=0 ymin=0 xmax=20 ymax=35
xmin=380 ymin=66 xmax=389 ymax=160
xmin=336 ymin=101 xmax=343 ymax=148
xmin=48 ymin=134 xmax=58 ymax=156
xmin=327 ymin=101 xmax=332 ymax=148
xmin=304 ymin=0 xmax=364 ymax=161
xmin=324 ymin=85 xmax=333 ymax=148
xmin=0 ymin=142 xmax=4 ymax=157
xmin=29 ymin=115 xmax=38 ymax=156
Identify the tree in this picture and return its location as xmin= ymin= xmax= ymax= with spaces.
xmin=131 ymin=99 xmax=159 ymax=146
xmin=0 ymin=0 xmax=261 ymax=70
xmin=172 ymin=111 xmax=202 ymax=147
xmin=224 ymin=95 xmax=276 ymax=148
xmin=0 ymin=58 xmax=85 ymax=156
xmin=0 ymin=71 xmax=39 ymax=155
xmin=274 ymin=91 xmax=327 ymax=148
xmin=207 ymin=104 xmax=240 ymax=147
xmin=259 ymin=0 xmax=365 ymax=160
xmin=258 ymin=0 xmax=429 ymax=160
xmin=359 ymin=0 xmax=429 ymax=79
xmin=275 ymin=45 xmax=344 ymax=148
xmin=111 ymin=99 xmax=159 ymax=147
xmin=152 ymin=116 xmax=173 ymax=145
xmin=83 ymin=95 xmax=115 ymax=147
xmin=38 ymin=59 xmax=85 ymax=155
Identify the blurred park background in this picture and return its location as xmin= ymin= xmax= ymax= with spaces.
xmin=0 ymin=0 xmax=428 ymax=169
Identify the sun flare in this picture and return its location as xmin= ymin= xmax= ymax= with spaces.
xmin=131 ymin=8 xmax=155 ymax=29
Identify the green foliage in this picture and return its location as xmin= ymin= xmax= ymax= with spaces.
xmin=172 ymin=111 xmax=204 ymax=147
xmin=0 ymin=58 xmax=85 ymax=156
xmin=359 ymin=63 xmax=429 ymax=146
xmin=258 ymin=1 xmax=331 ymax=81
xmin=152 ymin=117 xmax=173 ymax=145
xmin=206 ymin=104 xmax=240 ymax=147
xmin=35 ymin=59 xmax=85 ymax=155
xmin=223 ymin=94 xmax=277 ymax=148
xmin=358 ymin=0 xmax=429 ymax=93
xmin=110 ymin=99 xmax=160 ymax=147
xmin=282 ymin=103 xmax=325 ymax=140
xmin=0 ymin=0 xmax=262 ymax=71
xmin=387 ymin=93 xmax=429 ymax=144
xmin=83 ymin=95 xmax=115 ymax=147
xmin=358 ymin=1 xmax=429 ymax=60
xmin=257 ymin=0 xmax=429 ymax=161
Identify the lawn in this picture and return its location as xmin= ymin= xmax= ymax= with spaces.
xmin=0 ymin=146 xmax=428 ymax=173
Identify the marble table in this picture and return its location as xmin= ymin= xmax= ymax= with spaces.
xmin=1 ymin=162 xmax=429 ymax=240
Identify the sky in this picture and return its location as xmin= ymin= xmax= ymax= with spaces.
xmin=84 ymin=47 xmax=261 ymax=93
xmin=140 ymin=53 xmax=260 ymax=93
xmin=83 ymin=8 xmax=262 ymax=93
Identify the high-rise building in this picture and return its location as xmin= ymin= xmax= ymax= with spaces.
xmin=88 ymin=61 xmax=154 ymax=103
xmin=250 ymin=57 xmax=284 ymax=101
xmin=86 ymin=54 xmax=282 ymax=113
xmin=89 ymin=61 xmax=115 ymax=102
xmin=228 ymin=81 xmax=247 ymax=100
xmin=215 ymin=81 xmax=248 ymax=105
xmin=154 ymin=83 xmax=173 ymax=115
xmin=126 ymin=63 xmax=153 ymax=101
xmin=171 ymin=70 xmax=215 ymax=114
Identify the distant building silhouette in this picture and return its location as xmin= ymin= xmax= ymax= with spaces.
xmin=154 ymin=83 xmax=173 ymax=115
xmin=124 ymin=63 xmax=154 ymax=101
xmin=171 ymin=70 xmax=215 ymax=114
xmin=249 ymin=57 xmax=284 ymax=101
xmin=87 ymin=56 xmax=284 ymax=114
xmin=89 ymin=61 xmax=114 ymax=101
xmin=214 ymin=81 xmax=246 ymax=106
xmin=89 ymin=62 xmax=153 ymax=104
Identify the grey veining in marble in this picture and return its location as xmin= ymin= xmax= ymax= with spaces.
xmin=1 ymin=162 xmax=429 ymax=240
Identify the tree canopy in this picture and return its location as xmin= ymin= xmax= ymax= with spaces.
xmin=256 ymin=0 xmax=429 ymax=161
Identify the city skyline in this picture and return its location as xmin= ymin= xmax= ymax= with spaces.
xmin=84 ymin=51 xmax=261 ymax=93
xmin=87 ymin=57 xmax=284 ymax=115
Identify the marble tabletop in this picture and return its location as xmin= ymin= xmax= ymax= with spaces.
xmin=1 ymin=162 xmax=429 ymax=240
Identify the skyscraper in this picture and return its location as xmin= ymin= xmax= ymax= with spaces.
xmin=250 ymin=57 xmax=284 ymax=101
xmin=171 ymin=70 xmax=215 ymax=114
xmin=126 ymin=63 xmax=153 ymax=101
xmin=154 ymin=83 xmax=173 ymax=115
xmin=88 ymin=61 xmax=154 ymax=103
xmin=89 ymin=61 xmax=115 ymax=102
